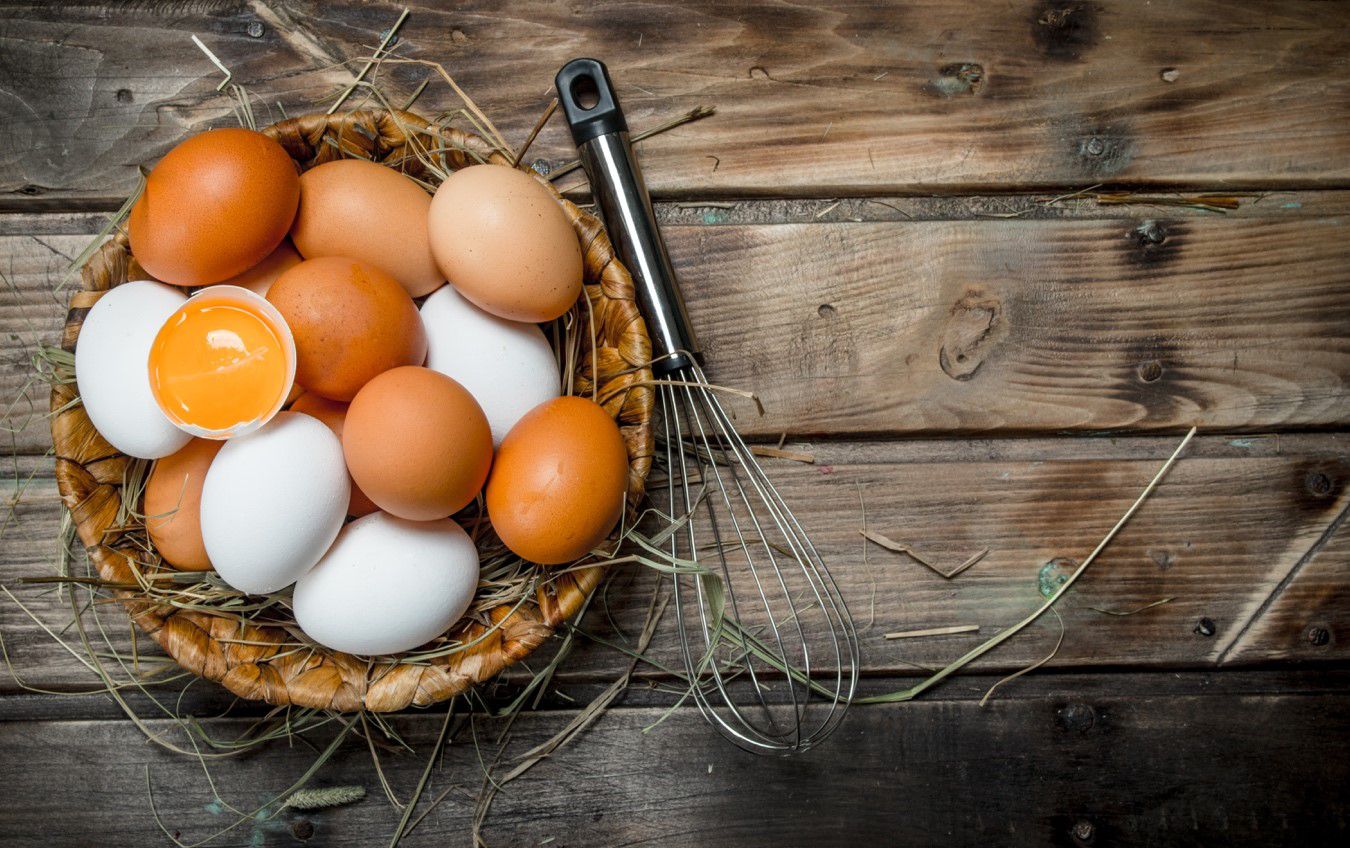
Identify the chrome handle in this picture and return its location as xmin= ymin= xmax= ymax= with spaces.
xmin=555 ymin=58 xmax=699 ymax=375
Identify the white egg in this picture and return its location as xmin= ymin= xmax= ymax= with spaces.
xmin=293 ymin=511 xmax=479 ymax=655
xmin=200 ymin=412 xmax=349 ymax=594
xmin=420 ymin=284 xmax=560 ymax=445
xmin=74 ymin=281 xmax=191 ymax=459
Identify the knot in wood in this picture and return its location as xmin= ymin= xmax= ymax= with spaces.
xmin=938 ymin=287 xmax=1004 ymax=381
xmin=1305 ymin=471 xmax=1333 ymax=497
xmin=1057 ymin=702 xmax=1096 ymax=732
xmin=1072 ymin=819 xmax=1096 ymax=843
xmin=1148 ymin=548 xmax=1175 ymax=570
xmin=1306 ymin=625 xmax=1331 ymax=647
xmin=926 ymin=63 xmax=985 ymax=97
xmin=1133 ymin=219 xmax=1168 ymax=246
xmin=1136 ymin=359 xmax=1164 ymax=383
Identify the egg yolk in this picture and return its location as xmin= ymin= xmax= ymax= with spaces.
xmin=149 ymin=298 xmax=290 ymax=435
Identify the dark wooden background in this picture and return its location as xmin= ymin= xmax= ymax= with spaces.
xmin=1 ymin=1 xmax=1348 ymax=845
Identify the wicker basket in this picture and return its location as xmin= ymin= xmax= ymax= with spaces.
xmin=50 ymin=110 xmax=654 ymax=712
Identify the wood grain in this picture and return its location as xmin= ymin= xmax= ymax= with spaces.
xmin=4 ymin=207 xmax=1347 ymax=454
xmin=1221 ymin=506 xmax=1350 ymax=665
xmin=2 ymin=1 xmax=1349 ymax=206
xmin=5 ymin=434 xmax=1347 ymax=693
xmin=679 ymin=217 xmax=1350 ymax=436
xmin=2 ymin=2 xmax=1348 ymax=838
xmin=1 ymin=672 xmax=1346 ymax=846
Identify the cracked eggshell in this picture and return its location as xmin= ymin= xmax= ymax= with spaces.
xmin=293 ymin=511 xmax=480 ymax=656
xmin=200 ymin=412 xmax=349 ymax=594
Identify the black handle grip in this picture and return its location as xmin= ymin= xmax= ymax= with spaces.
xmin=553 ymin=58 xmax=700 ymax=374
xmin=555 ymin=58 xmax=628 ymax=147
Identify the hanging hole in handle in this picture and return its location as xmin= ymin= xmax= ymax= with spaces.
xmin=571 ymin=73 xmax=601 ymax=110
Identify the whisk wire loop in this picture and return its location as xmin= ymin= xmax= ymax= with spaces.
xmin=556 ymin=58 xmax=858 ymax=753
xmin=658 ymin=364 xmax=860 ymax=754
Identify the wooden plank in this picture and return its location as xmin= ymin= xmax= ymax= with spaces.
xmin=4 ymin=191 xmax=1350 ymax=237
xmin=1 ymin=672 xmax=1346 ymax=845
xmin=1221 ymin=509 xmax=1350 ymax=665
xmin=4 ymin=210 xmax=1347 ymax=453
xmin=680 ymin=217 xmax=1350 ymax=437
xmin=5 ymin=666 xmax=1346 ymax=720
xmin=2 ymin=1 xmax=1349 ymax=206
xmin=5 ymin=434 xmax=1347 ymax=692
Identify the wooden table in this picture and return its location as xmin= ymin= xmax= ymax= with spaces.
xmin=2 ymin=2 xmax=1347 ymax=845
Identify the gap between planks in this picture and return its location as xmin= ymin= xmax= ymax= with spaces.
xmin=1216 ymin=499 xmax=1350 ymax=664
xmin=4 ymin=190 xmax=1349 ymax=225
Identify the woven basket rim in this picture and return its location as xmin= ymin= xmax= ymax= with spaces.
xmin=50 ymin=108 xmax=655 ymax=712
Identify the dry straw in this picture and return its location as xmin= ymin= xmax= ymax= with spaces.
xmin=39 ymin=24 xmax=671 ymax=717
xmin=1 ymin=14 xmax=1205 ymax=844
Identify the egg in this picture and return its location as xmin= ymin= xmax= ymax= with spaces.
xmin=200 ymin=412 xmax=349 ymax=594
xmin=343 ymin=366 xmax=492 ymax=521
xmin=289 ymin=393 xmax=379 ymax=517
xmin=148 ymin=285 xmax=296 ymax=439
xmin=487 ymin=397 xmax=628 ymax=564
xmin=266 ymin=257 xmax=427 ymax=401
xmin=74 ymin=281 xmax=191 ymax=459
xmin=293 ymin=512 xmax=479 ymax=655
xmin=144 ymin=438 xmax=223 ymax=571
xmin=427 ymin=164 xmax=582 ymax=322
xmin=291 ymin=159 xmax=443 ymax=297
xmin=210 ymin=239 xmax=302 ymax=297
xmin=128 ymin=128 xmax=299 ymax=285
xmin=420 ymin=284 xmax=561 ymax=445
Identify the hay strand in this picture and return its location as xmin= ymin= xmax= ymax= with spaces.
xmin=861 ymin=426 xmax=1197 ymax=704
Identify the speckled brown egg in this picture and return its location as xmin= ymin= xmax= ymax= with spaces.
xmin=427 ymin=164 xmax=582 ymax=322
xmin=144 ymin=437 xmax=224 ymax=570
xmin=343 ymin=366 xmax=493 ymax=521
xmin=211 ymin=239 xmax=302 ymax=297
xmin=291 ymin=159 xmax=444 ymax=297
xmin=267 ymin=257 xmax=427 ymax=401
xmin=290 ymin=392 xmax=380 ymax=517
xmin=486 ymin=396 xmax=628 ymax=565
xmin=129 ymin=128 xmax=299 ymax=285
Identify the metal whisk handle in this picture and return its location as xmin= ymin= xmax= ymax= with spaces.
xmin=555 ymin=58 xmax=700 ymax=376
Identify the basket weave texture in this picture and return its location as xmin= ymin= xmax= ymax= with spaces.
xmin=51 ymin=110 xmax=654 ymax=712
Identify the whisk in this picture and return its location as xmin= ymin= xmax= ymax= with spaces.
xmin=557 ymin=59 xmax=859 ymax=754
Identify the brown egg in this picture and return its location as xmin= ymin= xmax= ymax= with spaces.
xmin=211 ymin=239 xmax=301 ymax=297
xmin=267 ymin=257 xmax=427 ymax=401
xmin=291 ymin=159 xmax=443 ymax=298
xmin=129 ymin=128 xmax=299 ymax=285
xmin=343 ymin=366 xmax=493 ymax=521
xmin=486 ymin=396 xmax=628 ymax=565
xmin=290 ymin=392 xmax=379 ymax=517
xmin=427 ymin=164 xmax=582 ymax=322
xmin=144 ymin=438 xmax=224 ymax=570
